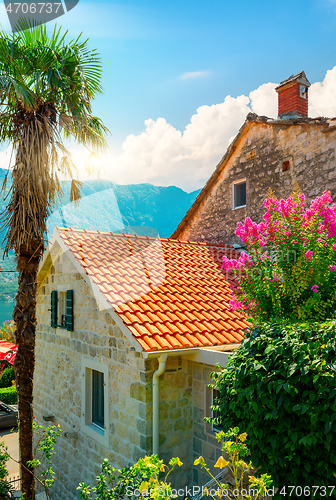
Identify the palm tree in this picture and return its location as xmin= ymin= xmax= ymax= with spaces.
xmin=0 ymin=24 xmax=108 ymax=499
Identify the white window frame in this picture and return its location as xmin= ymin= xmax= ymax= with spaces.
xmin=81 ymin=357 xmax=109 ymax=447
xmin=232 ymin=179 xmax=246 ymax=210
xmin=205 ymin=386 xmax=221 ymax=434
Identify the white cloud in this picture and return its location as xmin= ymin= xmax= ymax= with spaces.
xmin=179 ymin=71 xmax=209 ymax=80
xmin=309 ymin=67 xmax=336 ymax=117
xmin=70 ymin=80 xmax=279 ymax=191
xmin=92 ymin=81 xmax=279 ymax=191
xmin=4 ymin=67 xmax=336 ymax=193
xmin=100 ymin=94 xmax=253 ymax=191
xmin=249 ymin=82 xmax=277 ymax=117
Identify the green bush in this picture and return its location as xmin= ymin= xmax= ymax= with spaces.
xmin=210 ymin=321 xmax=336 ymax=496
xmin=0 ymin=367 xmax=15 ymax=389
xmin=0 ymin=386 xmax=17 ymax=405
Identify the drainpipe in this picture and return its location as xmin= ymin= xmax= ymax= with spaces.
xmin=152 ymin=353 xmax=168 ymax=456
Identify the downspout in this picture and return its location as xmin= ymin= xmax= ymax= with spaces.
xmin=152 ymin=353 xmax=168 ymax=456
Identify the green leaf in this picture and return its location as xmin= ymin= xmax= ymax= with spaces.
xmin=325 ymin=422 xmax=332 ymax=433
xmin=310 ymin=414 xmax=318 ymax=425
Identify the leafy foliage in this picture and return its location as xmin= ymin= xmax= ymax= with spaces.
xmin=224 ymin=190 xmax=336 ymax=322
xmin=0 ymin=367 xmax=15 ymax=388
xmin=0 ymin=321 xmax=15 ymax=343
xmin=210 ymin=321 xmax=336 ymax=494
xmin=194 ymin=428 xmax=273 ymax=500
xmin=0 ymin=23 xmax=109 ymax=255
xmin=78 ymin=455 xmax=183 ymax=500
xmin=0 ymin=23 xmax=108 ymax=499
xmin=0 ymin=442 xmax=13 ymax=499
xmin=0 ymin=386 xmax=17 ymax=404
xmin=27 ymin=422 xmax=62 ymax=498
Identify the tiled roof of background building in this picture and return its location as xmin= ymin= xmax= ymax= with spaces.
xmin=57 ymin=227 xmax=249 ymax=351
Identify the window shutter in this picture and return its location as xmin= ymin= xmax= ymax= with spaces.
xmin=51 ymin=291 xmax=58 ymax=328
xmin=66 ymin=290 xmax=74 ymax=331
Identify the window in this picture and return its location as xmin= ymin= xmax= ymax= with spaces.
xmin=81 ymin=358 xmax=109 ymax=447
xmin=233 ymin=181 xmax=246 ymax=209
xmin=282 ymin=160 xmax=290 ymax=172
xmin=58 ymin=292 xmax=67 ymax=327
xmin=205 ymin=387 xmax=222 ymax=434
xmin=300 ymin=85 xmax=308 ymax=99
xmin=50 ymin=290 xmax=74 ymax=330
xmin=212 ymin=389 xmax=221 ymax=432
xmin=92 ymin=370 xmax=104 ymax=430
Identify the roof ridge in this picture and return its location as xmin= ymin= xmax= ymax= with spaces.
xmin=56 ymin=226 xmax=236 ymax=249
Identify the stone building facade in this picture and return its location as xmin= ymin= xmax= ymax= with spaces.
xmin=172 ymin=114 xmax=336 ymax=245
xmin=172 ymin=72 xmax=336 ymax=245
xmin=34 ymin=228 xmax=248 ymax=498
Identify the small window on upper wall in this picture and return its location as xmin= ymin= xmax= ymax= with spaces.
xmin=58 ymin=292 xmax=67 ymax=327
xmin=51 ymin=290 xmax=74 ymax=331
xmin=282 ymin=160 xmax=290 ymax=172
xmin=233 ymin=181 xmax=246 ymax=209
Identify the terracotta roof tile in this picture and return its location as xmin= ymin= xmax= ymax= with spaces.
xmin=56 ymin=227 xmax=249 ymax=352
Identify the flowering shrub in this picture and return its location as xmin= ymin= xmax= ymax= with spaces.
xmin=194 ymin=428 xmax=272 ymax=500
xmin=223 ymin=190 xmax=336 ymax=322
xmin=210 ymin=321 xmax=336 ymax=492
xmin=27 ymin=422 xmax=62 ymax=499
xmin=78 ymin=455 xmax=183 ymax=500
xmin=0 ymin=321 xmax=15 ymax=343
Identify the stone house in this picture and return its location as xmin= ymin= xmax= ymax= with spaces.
xmin=34 ymin=226 xmax=250 ymax=499
xmin=172 ymin=71 xmax=336 ymax=245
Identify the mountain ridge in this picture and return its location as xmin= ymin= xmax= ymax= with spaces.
xmin=0 ymin=168 xmax=201 ymax=302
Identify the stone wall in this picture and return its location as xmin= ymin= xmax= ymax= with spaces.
xmin=176 ymin=120 xmax=336 ymax=245
xmin=158 ymin=357 xmax=193 ymax=483
xmin=34 ymin=250 xmax=151 ymax=499
xmin=191 ymin=362 xmax=222 ymax=487
xmin=35 ymin=248 xmax=226 ymax=497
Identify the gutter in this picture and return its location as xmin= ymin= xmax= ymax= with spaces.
xmin=152 ymin=354 xmax=167 ymax=456
xmin=142 ymin=346 xmax=236 ymax=457
xmin=142 ymin=349 xmax=199 ymax=456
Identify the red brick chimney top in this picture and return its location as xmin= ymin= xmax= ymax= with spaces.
xmin=275 ymin=71 xmax=311 ymax=119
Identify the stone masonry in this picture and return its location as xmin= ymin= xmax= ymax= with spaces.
xmin=34 ymin=248 xmax=223 ymax=498
xmin=35 ymin=250 xmax=152 ymax=498
xmin=173 ymin=115 xmax=336 ymax=245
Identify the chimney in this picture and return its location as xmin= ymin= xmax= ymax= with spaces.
xmin=275 ymin=71 xmax=311 ymax=119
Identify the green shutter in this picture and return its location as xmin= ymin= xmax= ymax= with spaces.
xmin=51 ymin=291 xmax=58 ymax=328
xmin=66 ymin=290 xmax=74 ymax=331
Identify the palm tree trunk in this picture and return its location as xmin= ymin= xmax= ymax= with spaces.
xmin=13 ymin=245 xmax=40 ymax=500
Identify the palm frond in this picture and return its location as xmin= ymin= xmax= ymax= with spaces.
xmin=0 ymin=24 xmax=109 ymax=255
xmin=70 ymin=179 xmax=83 ymax=205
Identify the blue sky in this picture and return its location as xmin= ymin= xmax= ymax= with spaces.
xmin=56 ymin=0 xmax=336 ymax=139
xmin=2 ymin=0 xmax=336 ymax=190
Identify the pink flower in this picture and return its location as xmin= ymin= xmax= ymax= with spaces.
xmin=333 ymin=244 xmax=336 ymax=251
xmin=330 ymin=266 xmax=336 ymax=272
xmin=304 ymin=250 xmax=313 ymax=262
xmin=229 ymin=296 xmax=245 ymax=312
xmin=236 ymin=217 xmax=266 ymax=246
xmin=311 ymin=285 xmax=319 ymax=293
xmin=222 ymin=252 xmax=252 ymax=270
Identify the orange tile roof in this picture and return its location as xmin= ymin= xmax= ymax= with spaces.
xmin=56 ymin=227 xmax=249 ymax=352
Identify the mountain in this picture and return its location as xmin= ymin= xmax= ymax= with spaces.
xmin=0 ymin=168 xmax=201 ymax=302
xmin=52 ymin=179 xmax=200 ymax=238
